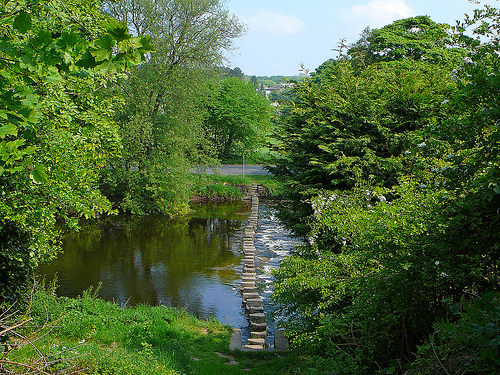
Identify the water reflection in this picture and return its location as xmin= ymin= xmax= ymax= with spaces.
xmin=38 ymin=202 xmax=250 ymax=327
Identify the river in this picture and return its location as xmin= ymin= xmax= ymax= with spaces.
xmin=38 ymin=200 xmax=300 ymax=333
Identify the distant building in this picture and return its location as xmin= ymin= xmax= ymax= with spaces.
xmin=263 ymin=83 xmax=294 ymax=99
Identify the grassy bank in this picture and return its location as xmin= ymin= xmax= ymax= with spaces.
xmin=190 ymin=174 xmax=280 ymax=201
xmin=2 ymin=285 xmax=319 ymax=375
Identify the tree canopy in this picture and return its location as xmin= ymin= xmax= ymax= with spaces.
xmin=203 ymin=76 xmax=271 ymax=162
xmin=99 ymin=0 xmax=245 ymax=215
xmin=0 ymin=0 xmax=152 ymax=303
xmin=269 ymin=9 xmax=500 ymax=373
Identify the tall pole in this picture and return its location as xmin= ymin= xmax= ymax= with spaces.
xmin=243 ymin=152 xmax=245 ymax=179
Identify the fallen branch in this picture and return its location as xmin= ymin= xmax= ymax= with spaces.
xmin=0 ymin=359 xmax=51 ymax=375
xmin=0 ymin=318 xmax=32 ymax=337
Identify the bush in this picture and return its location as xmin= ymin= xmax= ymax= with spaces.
xmin=409 ymin=292 xmax=500 ymax=374
xmin=194 ymin=183 xmax=243 ymax=200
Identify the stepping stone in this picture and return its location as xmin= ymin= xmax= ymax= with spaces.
xmin=250 ymin=322 xmax=267 ymax=332
xmin=243 ymin=292 xmax=260 ymax=302
xmin=241 ymin=280 xmax=256 ymax=287
xmin=241 ymin=281 xmax=255 ymax=289
xmin=247 ymin=338 xmax=266 ymax=347
xmin=251 ymin=331 xmax=267 ymax=339
xmin=241 ymin=272 xmax=256 ymax=278
xmin=229 ymin=329 xmax=242 ymax=350
xmin=241 ymin=287 xmax=256 ymax=294
xmin=249 ymin=313 xmax=266 ymax=324
xmin=244 ymin=344 xmax=264 ymax=350
xmin=274 ymin=329 xmax=289 ymax=350
xmin=247 ymin=305 xmax=264 ymax=314
xmin=246 ymin=298 xmax=264 ymax=308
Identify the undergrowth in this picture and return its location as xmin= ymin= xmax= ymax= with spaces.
xmin=0 ymin=283 xmax=305 ymax=375
xmin=190 ymin=174 xmax=278 ymax=200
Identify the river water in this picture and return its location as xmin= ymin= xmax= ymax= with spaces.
xmin=38 ymin=200 xmax=300 ymax=332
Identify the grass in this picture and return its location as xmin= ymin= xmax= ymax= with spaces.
xmin=190 ymin=173 xmax=282 ymax=201
xmin=3 ymin=285 xmax=321 ymax=375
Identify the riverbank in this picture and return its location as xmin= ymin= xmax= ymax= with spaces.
xmin=190 ymin=174 xmax=277 ymax=202
xmin=3 ymin=286 xmax=303 ymax=375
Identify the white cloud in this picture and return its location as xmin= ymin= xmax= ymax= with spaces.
xmin=341 ymin=0 xmax=416 ymax=29
xmin=243 ymin=9 xmax=306 ymax=36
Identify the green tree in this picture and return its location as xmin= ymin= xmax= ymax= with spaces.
xmin=203 ymin=76 xmax=271 ymax=162
xmin=349 ymin=16 xmax=461 ymax=65
xmin=250 ymin=75 xmax=258 ymax=87
xmin=100 ymin=0 xmax=245 ymax=215
xmin=269 ymin=12 xmax=500 ymax=372
xmin=0 ymin=0 xmax=152 ymax=303
xmin=227 ymin=66 xmax=244 ymax=79
xmin=269 ymin=55 xmax=456 ymax=235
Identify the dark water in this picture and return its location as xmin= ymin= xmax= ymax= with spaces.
xmin=38 ymin=201 xmax=251 ymax=327
xmin=38 ymin=201 xmax=302 ymax=333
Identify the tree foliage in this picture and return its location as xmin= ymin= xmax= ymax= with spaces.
xmin=0 ymin=0 xmax=152 ymax=304
xmin=270 ymin=9 xmax=500 ymax=373
xmin=100 ymin=0 xmax=245 ymax=215
xmin=203 ymin=76 xmax=271 ymax=162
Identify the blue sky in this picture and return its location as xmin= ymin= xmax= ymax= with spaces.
xmin=225 ymin=0 xmax=499 ymax=76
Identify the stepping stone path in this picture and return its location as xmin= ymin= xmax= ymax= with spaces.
xmin=240 ymin=184 xmax=267 ymax=350
xmin=229 ymin=184 xmax=289 ymax=352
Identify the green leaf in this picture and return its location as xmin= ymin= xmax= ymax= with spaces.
xmin=128 ymin=50 xmax=143 ymax=65
xmin=94 ymin=34 xmax=115 ymax=50
xmin=90 ymin=48 xmax=112 ymax=62
xmin=44 ymin=73 xmax=63 ymax=84
xmin=90 ymin=35 xmax=115 ymax=62
xmin=77 ymin=50 xmax=97 ymax=69
xmin=95 ymin=60 xmax=115 ymax=75
xmin=20 ymin=92 xmax=40 ymax=108
xmin=106 ymin=20 xmax=130 ymax=42
xmin=31 ymin=164 xmax=48 ymax=183
xmin=118 ymin=37 xmax=143 ymax=52
xmin=13 ymin=11 xmax=32 ymax=34
xmin=139 ymin=35 xmax=155 ymax=53
xmin=56 ymin=31 xmax=80 ymax=49
xmin=0 ymin=123 xmax=17 ymax=138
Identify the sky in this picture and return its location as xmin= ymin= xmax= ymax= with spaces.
xmin=224 ymin=0 xmax=500 ymax=76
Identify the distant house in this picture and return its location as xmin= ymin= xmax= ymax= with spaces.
xmin=264 ymin=83 xmax=294 ymax=99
